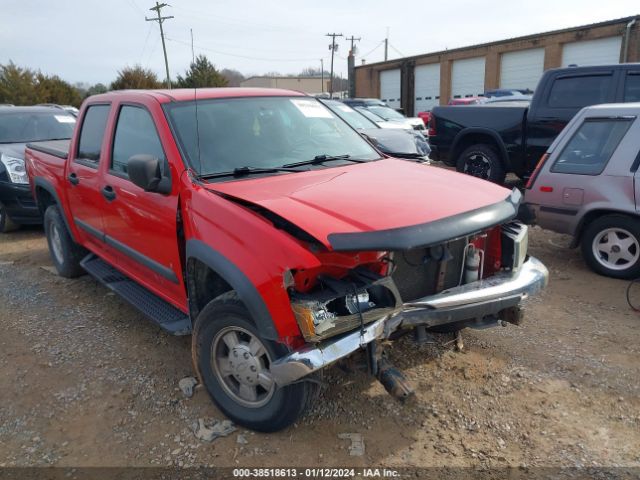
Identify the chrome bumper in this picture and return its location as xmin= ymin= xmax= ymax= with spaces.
xmin=270 ymin=256 xmax=548 ymax=387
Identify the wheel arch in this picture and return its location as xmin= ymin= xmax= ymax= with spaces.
xmin=33 ymin=177 xmax=77 ymax=242
xmin=451 ymin=128 xmax=510 ymax=171
xmin=185 ymin=239 xmax=280 ymax=341
xmin=571 ymin=208 xmax=640 ymax=248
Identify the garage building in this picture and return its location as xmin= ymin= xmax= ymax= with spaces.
xmin=354 ymin=16 xmax=639 ymax=115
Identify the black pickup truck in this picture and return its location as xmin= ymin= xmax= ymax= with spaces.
xmin=429 ymin=64 xmax=640 ymax=183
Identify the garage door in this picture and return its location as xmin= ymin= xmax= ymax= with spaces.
xmin=451 ymin=57 xmax=485 ymax=99
xmin=500 ymin=48 xmax=545 ymax=91
xmin=562 ymin=37 xmax=622 ymax=67
xmin=414 ymin=63 xmax=440 ymax=112
xmin=380 ymin=69 xmax=401 ymax=109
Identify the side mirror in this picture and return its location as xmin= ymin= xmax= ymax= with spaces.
xmin=127 ymin=154 xmax=171 ymax=194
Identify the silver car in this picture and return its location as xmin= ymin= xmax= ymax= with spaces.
xmin=524 ymin=102 xmax=640 ymax=279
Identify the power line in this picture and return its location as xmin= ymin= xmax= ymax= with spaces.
xmin=345 ymin=36 xmax=361 ymax=55
xmin=360 ymin=41 xmax=384 ymax=60
xmin=166 ymin=36 xmax=320 ymax=62
xmin=326 ymin=33 xmax=343 ymax=97
xmin=146 ymin=2 xmax=174 ymax=88
xmin=389 ymin=43 xmax=405 ymax=58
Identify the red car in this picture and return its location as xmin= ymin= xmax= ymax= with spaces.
xmin=417 ymin=111 xmax=431 ymax=127
xmin=448 ymin=97 xmax=485 ymax=105
xmin=26 ymin=88 xmax=547 ymax=431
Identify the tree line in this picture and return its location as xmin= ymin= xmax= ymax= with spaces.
xmin=0 ymin=55 xmax=237 ymax=107
xmin=0 ymin=55 xmax=347 ymax=107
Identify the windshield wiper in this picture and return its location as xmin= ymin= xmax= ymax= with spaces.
xmin=282 ymin=154 xmax=366 ymax=169
xmin=199 ymin=165 xmax=301 ymax=180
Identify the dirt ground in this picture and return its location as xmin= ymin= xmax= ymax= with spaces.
xmin=1 ymin=224 xmax=639 ymax=469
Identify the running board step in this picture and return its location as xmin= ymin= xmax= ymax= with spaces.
xmin=80 ymin=254 xmax=191 ymax=336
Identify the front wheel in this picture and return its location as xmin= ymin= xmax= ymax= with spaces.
xmin=456 ymin=144 xmax=505 ymax=184
xmin=581 ymin=215 xmax=640 ymax=279
xmin=193 ymin=292 xmax=316 ymax=432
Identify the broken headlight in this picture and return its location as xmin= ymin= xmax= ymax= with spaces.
xmin=290 ymin=270 xmax=401 ymax=342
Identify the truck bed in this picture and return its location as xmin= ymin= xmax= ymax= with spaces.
xmin=26 ymin=139 xmax=70 ymax=159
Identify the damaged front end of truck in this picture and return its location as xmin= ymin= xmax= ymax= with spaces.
xmin=267 ymin=188 xmax=548 ymax=397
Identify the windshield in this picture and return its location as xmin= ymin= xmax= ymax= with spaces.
xmin=356 ymin=107 xmax=385 ymax=123
xmin=367 ymin=106 xmax=406 ymax=121
xmin=0 ymin=111 xmax=76 ymax=143
xmin=165 ymin=96 xmax=380 ymax=176
xmin=323 ymin=101 xmax=377 ymax=130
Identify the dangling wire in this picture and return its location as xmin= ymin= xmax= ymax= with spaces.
xmin=626 ymin=277 xmax=640 ymax=312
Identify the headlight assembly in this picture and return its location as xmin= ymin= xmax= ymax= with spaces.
xmin=0 ymin=154 xmax=29 ymax=184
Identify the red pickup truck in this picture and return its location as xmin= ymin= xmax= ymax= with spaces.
xmin=25 ymin=88 xmax=548 ymax=432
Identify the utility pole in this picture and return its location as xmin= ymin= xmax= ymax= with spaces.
xmin=326 ymin=33 xmax=343 ymax=97
xmin=384 ymin=27 xmax=389 ymax=61
xmin=146 ymin=2 xmax=174 ymax=89
xmin=320 ymin=58 xmax=324 ymax=93
xmin=345 ymin=36 xmax=360 ymax=99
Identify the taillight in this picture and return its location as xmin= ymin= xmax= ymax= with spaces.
xmin=526 ymin=153 xmax=549 ymax=189
xmin=427 ymin=116 xmax=436 ymax=136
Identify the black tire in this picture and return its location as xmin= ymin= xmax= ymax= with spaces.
xmin=0 ymin=202 xmax=19 ymax=233
xmin=192 ymin=291 xmax=316 ymax=432
xmin=581 ymin=214 xmax=640 ymax=279
xmin=456 ymin=144 xmax=506 ymax=184
xmin=43 ymin=205 xmax=87 ymax=278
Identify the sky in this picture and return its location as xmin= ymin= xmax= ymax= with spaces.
xmin=1 ymin=0 xmax=638 ymax=86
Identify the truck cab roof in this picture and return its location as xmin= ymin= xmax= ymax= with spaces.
xmin=88 ymin=88 xmax=308 ymax=104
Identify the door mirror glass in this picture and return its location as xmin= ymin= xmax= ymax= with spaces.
xmin=127 ymin=154 xmax=171 ymax=194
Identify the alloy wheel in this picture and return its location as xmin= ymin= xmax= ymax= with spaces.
xmin=592 ymin=227 xmax=639 ymax=271
xmin=211 ymin=326 xmax=276 ymax=408
xmin=50 ymin=223 xmax=64 ymax=265
xmin=463 ymin=153 xmax=492 ymax=179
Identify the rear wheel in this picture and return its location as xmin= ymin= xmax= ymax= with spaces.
xmin=193 ymin=292 xmax=316 ymax=432
xmin=581 ymin=215 xmax=640 ymax=279
xmin=44 ymin=205 xmax=87 ymax=278
xmin=0 ymin=203 xmax=19 ymax=233
xmin=456 ymin=144 xmax=505 ymax=184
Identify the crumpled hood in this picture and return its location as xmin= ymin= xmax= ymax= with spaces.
xmin=208 ymin=159 xmax=515 ymax=250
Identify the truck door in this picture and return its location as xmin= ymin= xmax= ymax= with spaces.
xmin=100 ymin=103 xmax=186 ymax=309
xmin=66 ymin=104 xmax=115 ymax=258
xmin=525 ymin=70 xmax=616 ymax=175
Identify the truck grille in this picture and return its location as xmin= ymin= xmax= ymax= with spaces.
xmin=391 ymin=237 xmax=467 ymax=301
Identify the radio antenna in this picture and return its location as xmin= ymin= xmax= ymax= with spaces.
xmin=191 ymin=28 xmax=202 ymax=174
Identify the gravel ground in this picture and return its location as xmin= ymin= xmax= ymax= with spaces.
xmin=0 ymin=225 xmax=639 ymax=468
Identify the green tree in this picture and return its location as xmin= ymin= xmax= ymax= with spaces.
xmin=85 ymin=83 xmax=109 ymax=98
xmin=111 ymin=65 xmax=162 ymax=90
xmin=175 ymin=55 xmax=228 ymax=88
xmin=36 ymin=73 xmax=83 ymax=106
xmin=0 ymin=62 xmax=39 ymax=105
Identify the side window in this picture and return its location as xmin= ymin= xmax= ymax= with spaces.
xmin=76 ymin=104 xmax=110 ymax=165
xmin=551 ymin=118 xmax=634 ymax=175
xmin=111 ymin=106 xmax=165 ymax=176
xmin=624 ymin=73 xmax=640 ymax=102
xmin=548 ymin=75 xmax=612 ymax=108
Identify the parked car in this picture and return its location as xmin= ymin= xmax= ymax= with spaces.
xmin=0 ymin=106 xmax=76 ymax=232
xmin=417 ymin=111 xmax=431 ymax=127
xmin=429 ymin=64 xmax=640 ymax=183
xmin=342 ymin=98 xmax=426 ymax=132
xmin=523 ymin=102 xmax=640 ymax=279
xmin=484 ymin=88 xmax=533 ymax=98
xmin=353 ymin=106 xmax=410 ymax=130
xmin=26 ymin=88 xmax=547 ymax=432
xmin=37 ymin=103 xmax=80 ymax=117
xmin=447 ymin=97 xmax=486 ymax=105
xmin=320 ymin=99 xmax=430 ymax=160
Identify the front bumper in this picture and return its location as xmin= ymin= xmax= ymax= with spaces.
xmin=0 ymin=180 xmax=41 ymax=224
xmin=270 ymin=256 xmax=548 ymax=386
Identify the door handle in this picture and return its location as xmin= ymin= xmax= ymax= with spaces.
xmin=102 ymin=185 xmax=116 ymax=201
xmin=68 ymin=172 xmax=79 ymax=185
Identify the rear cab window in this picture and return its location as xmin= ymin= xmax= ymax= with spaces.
xmin=624 ymin=72 xmax=640 ymax=102
xmin=76 ymin=104 xmax=110 ymax=167
xmin=548 ymin=74 xmax=613 ymax=109
xmin=551 ymin=117 xmax=634 ymax=175
xmin=111 ymin=105 xmax=166 ymax=177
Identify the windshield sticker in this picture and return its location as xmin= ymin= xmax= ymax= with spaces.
xmin=54 ymin=115 xmax=76 ymax=123
xmin=290 ymin=99 xmax=332 ymax=118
